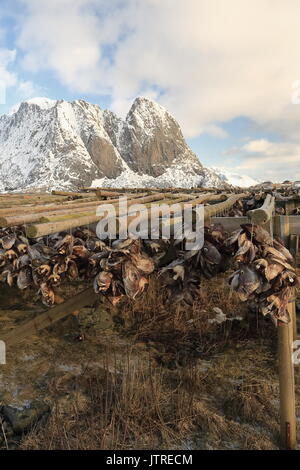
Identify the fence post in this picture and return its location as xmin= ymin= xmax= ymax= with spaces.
xmin=274 ymin=215 xmax=297 ymax=449
xmin=278 ymin=315 xmax=297 ymax=449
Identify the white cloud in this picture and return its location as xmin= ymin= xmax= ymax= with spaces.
xmin=17 ymin=80 xmax=39 ymax=98
xmin=0 ymin=48 xmax=41 ymax=106
xmin=230 ymin=139 xmax=300 ymax=182
xmin=0 ymin=48 xmax=19 ymax=104
xmin=0 ymin=48 xmax=17 ymax=88
xmin=14 ymin=0 xmax=300 ymax=141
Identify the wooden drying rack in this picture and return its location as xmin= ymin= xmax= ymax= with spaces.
xmin=0 ymin=187 xmax=300 ymax=449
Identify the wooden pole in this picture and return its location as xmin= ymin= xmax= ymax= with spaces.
xmin=0 ymin=287 xmax=98 ymax=347
xmin=204 ymin=193 xmax=248 ymax=219
xmin=247 ymin=194 xmax=275 ymax=225
xmin=25 ymin=193 xmax=169 ymax=238
xmin=278 ymin=316 xmax=297 ymax=449
xmin=0 ymin=194 xmax=146 ymax=227
xmin=0 ymin=193 xmax=150 ymax=218
xmin=164 ymin=194 xmax=248 ymax=231
xmin=273 ymin=215 xmax=290 ymax=246
xmin=51 ymin=190 xmax=96 ymax=197
xmin=274 ymin=214 xmax=297 ymax=449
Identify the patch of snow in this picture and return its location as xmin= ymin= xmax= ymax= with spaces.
xmin=211 ymin=167 xmax=258 ymax=188
xmin=91 ymin=164 xmax=224 ymax=189
xmin=8 ymin=97 xmax=57 ymax=115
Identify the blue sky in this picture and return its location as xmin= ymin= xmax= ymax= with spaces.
xmin=0 ymin=0 xmax=300 ymax=182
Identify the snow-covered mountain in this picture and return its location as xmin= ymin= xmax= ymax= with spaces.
xmin=0 ymin=96 xmax=231 ymax=191
xmin=211 ymin=167 xmax=258 ymax=188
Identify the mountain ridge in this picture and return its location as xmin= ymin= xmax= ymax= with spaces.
xmin=0 ymin=97 xmax=241 ymax=191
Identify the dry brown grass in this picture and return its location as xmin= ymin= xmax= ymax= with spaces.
xmin=9 ymin=273 xmax=282 ymax=450
xmin=19 ymin=349 xmax=279 ymax=450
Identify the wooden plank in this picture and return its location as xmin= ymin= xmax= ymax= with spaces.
xmin=0 ymin=195 xmax=72 ymax=208
xmin=96 ymin=189 xmax=128 ymax=198
xmin=0 ymin=193 xmax=148 ymax=227
xmin=51 ymin=190 xmax=96 ymax=198
xmin=25 ymin=193 xmax=169 ymax=238
xmin=0 ymin=193 xmax=149 ymax=217
xmin=0 ymin=288 xmax=98 ymax=347
xmin=0 ymin=206 xmax=97 ymax=227
xmin=273 ymin=216 xmax=291 ymax=245
xmin=288 ymin=216 xmax=300 ymax=235
xmin=204 ymin=193 xmax=248 ymax=219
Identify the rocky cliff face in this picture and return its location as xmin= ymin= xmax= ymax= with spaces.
xmin=0 ymin=96 xmax=224 ymax=191
xmin=104 ymin=97 xmax=203 ymax=178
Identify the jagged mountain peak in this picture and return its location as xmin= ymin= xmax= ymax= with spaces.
xmin=8 ymin=97 xmax=58 ymax=115
xmin=0 ymin=96 xmax=231 ymax=192
xmin=127 ymin=96 xmax=170 ymax=121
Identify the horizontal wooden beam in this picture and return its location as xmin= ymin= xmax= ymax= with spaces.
xmin=204 ymin=193 xmax=248 ymax=219
xmin=0 ymin=287 xmax=98 ymax=347
xmin=247 ymin=194 xmax=275 ymax=225
xmin=25 ymin=193 xmax=169 ymax=238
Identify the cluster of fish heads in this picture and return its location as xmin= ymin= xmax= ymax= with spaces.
xmin=227 ymin=224 xmax=298 ymax=325
xmin=0 ymin=227 xmax=163 ymax=307
xmin=0 ymin=222 xmax=298 ymax=323
xmin=158 ymin=224 xmax=230 ymax=305
xmin=92 ymin=238 xmax=166 ymax=305
xmin=0 ymin=227 xmax=115 ymax=306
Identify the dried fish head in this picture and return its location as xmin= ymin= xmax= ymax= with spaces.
xmin=55 ymin=234 xmax=74 ymax=254
xmin=47 ymin=273 xmax=61 ymax=286
xmin=237 ymin=264 xmax=261 ymax=295
xmin=17 ymin=266 xmax=32 ymax=290
xmin=94 ymin=271 xmax=113 ymax=293
xmin=0 ymin=249 xmax=6 ymax=267
xmin=94 ymin=240 xmax=108 ymax=251
xmin=15 ymin=240 xmax=28 ymax=255
xmin=2 ymin=264 xmax=15 ymax=287
xmin=5 ymin=249 xmax=18 ymax=261
xmin=225 ymin=229 xmax=242 ymax=247
xmin=264 ymin=261 xmax=284 ymax=281
xmin=112 ymin=238 xmax=134 ymax=250
xmin=122 ymin=261 xmax=143 ymax=299
xmin=201 ymin=241 xmax=222 ymax=265
xmin=253 ymin=258 xmax=268 ymax=271
xmin=72 ymin=245 xmax=90 ymax=258
xmin=36 ymin=264 xmax=52 ymax=277
xmin=67 ymin=260 xmax=79 ymax=279
xmin=1 ymin=233 xmax=16 ymax=250
xmin=241 ymin=224 xmax=273 ymax=246
xmin=16 ymin=254 xmax=30 ymax=269
xmin=28 ymin=244 xmax=49 ymax=265
xmin=53 ymin=260 xmax=68 ymax=275
xmin=130 ymin=253 xmax=155 ymax=274
xmin=40 ymin=282 xmax=55 ymax=307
